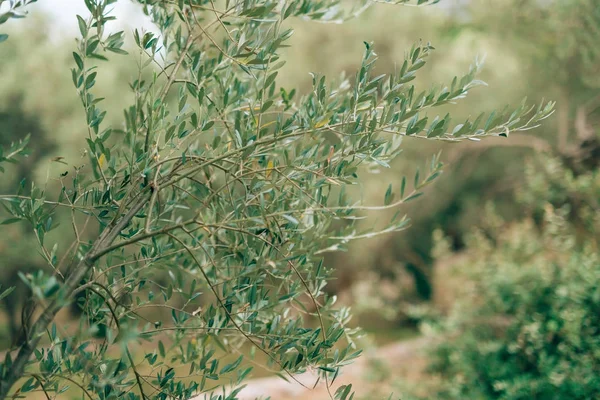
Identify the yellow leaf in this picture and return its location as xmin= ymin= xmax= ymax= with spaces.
xmin=260 ymin=120 xmax=276 ymax=129
xmin=315 ymin=119 xmax=328 ymax=128
xmin=98 ymin=153 xmax=106 ymax=168
xmin=266 ymin=160 xmax=274 ymax=178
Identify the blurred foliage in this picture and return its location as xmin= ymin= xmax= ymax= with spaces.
xmin=293 ymin=0 xmax=600 ymax=311
xmin=349 ymin=2 xmax=600 ymax=398
xmin=461 ymin=0 xmax=600 ymax=95
xmin=421 ymin=151 xmax=599 ymax=399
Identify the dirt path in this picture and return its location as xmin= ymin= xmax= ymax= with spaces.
xmin=218 ymin=337 xmax=430 ymax=400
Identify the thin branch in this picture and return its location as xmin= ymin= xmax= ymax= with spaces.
xmin=93 ymin=218 xmax=196 ymax=259
xmin=166 ymin=232 xmax=311 ymax=390
xmin=23 ymin=374 xmax=51 ymax=400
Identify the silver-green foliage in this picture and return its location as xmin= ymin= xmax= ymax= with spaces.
xmin=0 ymin=0 xmax=552 ymax=399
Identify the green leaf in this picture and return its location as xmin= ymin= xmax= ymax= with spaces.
xmin=400 ymin=176 xmax=407 ymax=198
xmin=0 ymin=286 xmax=15 ymax=301
xmin=319 ymin=366 xmax=336 ymax=373
xmin=86 ymin=39 xmax=100 ymax=56
xmin=414 ymin=168 xmax=420 ymax=188
xmin=282 ymin=214 xmax=299 ymax=225
xmin=76 ymin=15 xmax=88 ymax=37
xmin=261 ymin=100 xmax=273 ymax=113
xmin=265 ymin=72 xmax=278 ymax=88
xmin=404 ymin=192 xmax=423 ymax=202
xmin=20 ymin=377 xmax=36 ymax=392
xmin=384 ymin=184 xmax=394 ymax=205
xmin=73 ymin=52 xmax=84 ymax=70
xmin=85 ymin=71 xmax=97 ymax=89
xmin=202 ymin=121 xmax=215 ymax=131
xmin=158 ymin=340 xmax=165 ymax=358
xmin=106 ymin=47 xmax=128 ymax=55
xmin=0 ymin=12 xmax=14 ymax=25
xmin=335 ymin=384 xmax=353 ymax=400
xmin=220 ymin=355 xmax=243 ymax=374
xmin=407 ymin=116 xmax=427 ymax=135
xmin=1 ymin=217 xmax=21 ymax=225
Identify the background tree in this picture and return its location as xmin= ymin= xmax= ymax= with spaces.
xmin=308 ymin=0 xmax=600 ymax=320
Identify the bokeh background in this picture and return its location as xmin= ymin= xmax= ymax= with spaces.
xmin=1 ymin=0 xmax=598 ymax=398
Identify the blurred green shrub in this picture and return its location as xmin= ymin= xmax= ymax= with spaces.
xmin=424 ymin=151 xmax=600 ymax=400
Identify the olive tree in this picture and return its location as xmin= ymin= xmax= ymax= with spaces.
xmin=0 ymin=0 xmax=552 ymax=399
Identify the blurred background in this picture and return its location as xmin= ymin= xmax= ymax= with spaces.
xmin=1 ymin=0 xmax=598 ymax=398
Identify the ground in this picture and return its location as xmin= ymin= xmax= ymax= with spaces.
xmin=224 ymin=337 xmax=430 ymax=400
